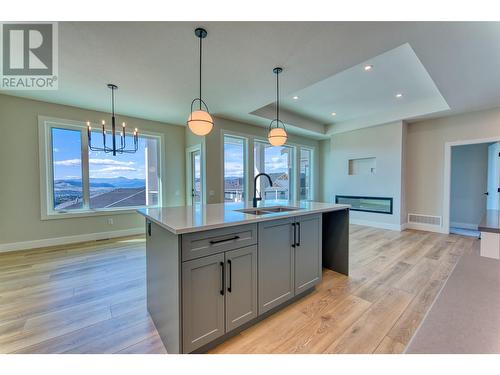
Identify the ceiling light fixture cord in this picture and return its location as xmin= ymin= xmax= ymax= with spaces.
xmin=276 ymin=69 xmax=279 ymax=121
xmin=199 ymin=34 xmax=202 ymax=110
xmin=111 ymin=85 xmax=115 ymax=117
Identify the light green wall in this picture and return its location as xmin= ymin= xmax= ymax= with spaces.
xmin=186 ymin=116 xmax=321 ymax=204
xmin=406 ymin=107 xmax=500 ymax=218
xmin=319 ymin=139 xmax=332 ymax=203
xmin=318 ymin=121 xmax=405 ymax=228
xmin=0 ymin=94 xmax=185 ymax=245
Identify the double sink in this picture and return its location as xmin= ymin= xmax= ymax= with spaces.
xmin=235 ymin=206 xmax=302 ymax=216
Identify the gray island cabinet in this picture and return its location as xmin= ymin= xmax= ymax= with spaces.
xmin=139 ymin=201 xmax=349 ymax=353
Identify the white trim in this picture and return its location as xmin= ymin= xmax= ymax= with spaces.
xmin=185 ymin=143 xmax=204 ymax=205
xmin=350 ymin=218 xmax=403 ymax=231
xmin=38 ymin=115 xmax=163 ymax=220
xmin=450 ymin=221 xmax=479 ymax=230
xmin=443 ymin=136 xmax=500 ymax=234
xmin=220 ymin=130 xmax=249 ymax=203
xmin=0 ymin=227 xmax=144 ymax=253
xmin=299 ymin=146 xmax=315 ymax=201
xmin=405 ymin=222 xmax=448 ymax=233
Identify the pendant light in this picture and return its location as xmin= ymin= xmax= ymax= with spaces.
xmin=87 ymin=84 xmax=138 ymax=156
xmin=187 ymin=27 xmax=214 ymax=136
xmin=267 ymin=67 xmax=288 ymax=146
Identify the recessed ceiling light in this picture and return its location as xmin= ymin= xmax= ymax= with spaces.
xmin=395 ymin=93 xmax=403 ymax=98
xmin=364 ymin=64 xmax=373 ymax=71
xmin=331 ymin=112 xmax=337 ymax=116
xmin=292 ymin=96 xmax=299 ymax=100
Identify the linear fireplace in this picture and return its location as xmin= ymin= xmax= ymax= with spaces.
xmin=335 ymin=195 xmax=393 ymax=214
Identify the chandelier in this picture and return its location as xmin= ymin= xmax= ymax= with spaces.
xmin=87 ymin=84 xmax=138 ymax=156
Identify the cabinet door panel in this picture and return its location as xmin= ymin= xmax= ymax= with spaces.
xmin=182 ymin=253 xmax=225 ymax=353
xmin=225 ymin=245 xmax=257 ymax=332
xmin=295 ymin=214 xmax=322 ymax=294
xmin=258 ymin=218 xmax=295 ymax=314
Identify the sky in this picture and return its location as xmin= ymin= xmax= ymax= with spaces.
xmin=224 ymin=138 xmax=292 ymax=178
xmin=53 ymin=129 xmax=293 ymax=182
xmin=52 ymin=127 xmax=147 ymax=180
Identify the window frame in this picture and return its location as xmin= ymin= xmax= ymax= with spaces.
xmin=219 ymin=129 xmax=317 ymax=203
xmin=299 ymin=146 xmax=314 ymax=201
xmin=221 ymin=132 xmax=249 ymax=203
xmin=38 ymin=115 xmax=163 ymax=220
xmin=253 ymin=138 xmax=297 ymax=202
xmin=186 ymin=143 xmax=206 ymax=205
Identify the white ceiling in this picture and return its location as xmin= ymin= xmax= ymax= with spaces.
xmin=2 ymin=22 xmax=500 ymax=139
xmin=252 ymin=43 xmax=450 ymax=135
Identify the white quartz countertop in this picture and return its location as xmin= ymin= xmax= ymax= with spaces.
xmin=137 ymin=200 xmax=350 ymax=235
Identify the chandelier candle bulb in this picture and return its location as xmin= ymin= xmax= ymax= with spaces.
xmin=87 ymin=122 xmax=92 ymax=143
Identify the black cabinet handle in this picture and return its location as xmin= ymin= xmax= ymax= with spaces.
xmin=210 ymin=235 xmax=240 ymax=245
xmin=291 ymin=223 xmax=296 ymax=248
xmin=147 ymin=221 xmax=152 ymax=236
xmin=220 ymin=262 xmax=225 ymax=296
xmin=297 ymin=222 xmax=301 ymax=247
xmin=227 ymin=259 xmax=232 ymax=293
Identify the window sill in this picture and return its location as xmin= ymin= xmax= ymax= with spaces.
xmin=41 ymin=206 xmax=157 ymax=220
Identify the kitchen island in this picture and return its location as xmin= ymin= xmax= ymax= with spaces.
xmin=138 ymin=200 xmax=349 ymax=353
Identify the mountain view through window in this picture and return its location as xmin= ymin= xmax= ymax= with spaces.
xmin=52 ymin=128 xmax=159 ymax=211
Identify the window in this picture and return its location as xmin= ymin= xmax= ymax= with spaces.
xmin=300 ymin=148 xmax=313 ymax=200
xmin=188 ymin=147 xmax=202 ymax=204
xmin=254 ymin=141 xmax=294 ymax=200
xmin=40 ymin=118 xmax=161 ymax=217
xmin=52 ymin=127 xmax=84 ymax=210
xmin=224 ymin=135 xmax=246 ymax=202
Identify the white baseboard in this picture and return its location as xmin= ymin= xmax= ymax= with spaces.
xmin=405 ymin=222 xmax=448 ymax=234
xmin=350 ymin=218 xmax=404 ymax=232
xmin=450 ymin=221 xmax=478 ymax=230
xmin=0 ymin=227 xmax=145 ymax=253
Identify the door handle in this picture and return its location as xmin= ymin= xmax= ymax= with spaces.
xmin=227 ymin=259 xmax=232 ymax=293
xmin=297 ymin=222 xmax=301 ymax=247
xmin=209 ymin=235 xmax=240 ymax=245
xmin=291 ymin=223 xmax=296 ymax=248
xmin=147 ymin=221 xmax=151 ymax=236
xmin=220 ymin=262 xmax=225 ymax=296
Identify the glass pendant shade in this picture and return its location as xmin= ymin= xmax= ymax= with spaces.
xmin=187 ymin=109 xmax=214 ymax=136
xmin=267 ymin=126 xmax=288 ymax=146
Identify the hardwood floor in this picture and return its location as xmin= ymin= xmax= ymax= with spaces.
xmin=0 ymin=225 xmax=478 ymax=354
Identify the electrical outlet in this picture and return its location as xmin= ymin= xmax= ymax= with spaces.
xmin=107 ymin=218 xmax=114 ymax=225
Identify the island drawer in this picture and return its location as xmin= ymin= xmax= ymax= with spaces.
xmin=181 ymin=223 xmax=257 ymax=261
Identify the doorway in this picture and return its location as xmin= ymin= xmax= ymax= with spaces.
xmin=186 ymin=145 xmax=203 ymax=205
xmin=447 ymin=140 xmax=500 ymax=237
